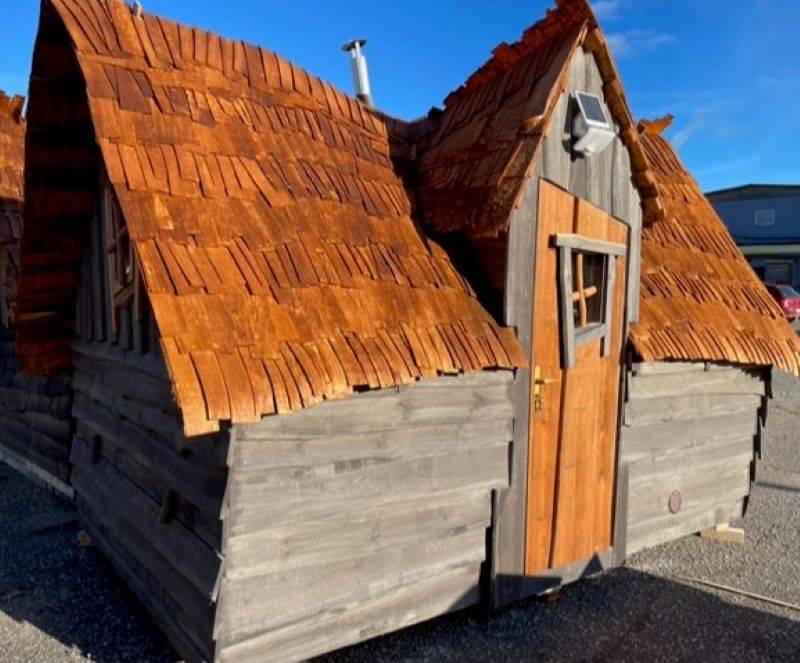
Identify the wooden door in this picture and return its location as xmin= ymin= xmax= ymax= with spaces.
xmin=525 ymin=179 xmax=629 ymax=574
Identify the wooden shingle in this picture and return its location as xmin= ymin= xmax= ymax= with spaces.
xmin=17 ymin=0 xmax=526 ymax=436
xmin=630 ymin=124 xmax=800 ymax=375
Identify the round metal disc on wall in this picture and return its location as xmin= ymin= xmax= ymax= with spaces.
xmin=668 ymin=490 xmax=682 ymax=514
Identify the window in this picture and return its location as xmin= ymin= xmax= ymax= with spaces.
xmin=554 ymin=234 xmax=626 ymax=368
xmin=754 ymin=209 xmax=776 ymax=226
xmin=572 ymin=251 xmax=607 ymax=329
xmin=102 ymin=185 xmax=135 ymax=334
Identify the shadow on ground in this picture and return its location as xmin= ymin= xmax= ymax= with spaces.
xmin=0 ymin=463 xmax=174 ymax=662
xmin=3 ymin=452 xmax=800 ymax=662
xmin=320 ymin=568 xmax=800 ymax=662
xmin=3 ymin=368 xmax=800 ymax=661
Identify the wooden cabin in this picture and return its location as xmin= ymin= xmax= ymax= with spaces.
xmin=12 ymin=0 xmax=800 ymax=660
xmin=19 ymin=1 xmax=525 ymax=661
xmin=0 ymin=90 xmax=74 ymax=495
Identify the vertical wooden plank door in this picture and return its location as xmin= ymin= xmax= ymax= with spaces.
xmin=525 ymin=179 xmax=629 ymax=574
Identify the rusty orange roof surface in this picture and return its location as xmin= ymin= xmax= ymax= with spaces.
xmin=0 ymin=91 xmax=24 ymax=245
xmin=414 ymin=0 xmax=655 ymax=238
xmin=0 ymin=90 xmax=24 ymax=324
xmin=18 ymin=0 xmax=526 ymax=435
xmin=630 ymin=119 xmax=800 ymax=374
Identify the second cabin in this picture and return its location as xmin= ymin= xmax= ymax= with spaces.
xmin=11 ymin=0 xmax=800 ymax=660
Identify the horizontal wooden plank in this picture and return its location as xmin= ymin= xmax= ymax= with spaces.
xmin=5 ymin=372 xmax=72 ymax=397
xmin=620 ymin=410 xmax=757 ymax=464
xmin=233 ymin=417 xmax=513 ymax=471
xmin=236 ymin=385 xmax=513 ymax=438
xmin=71 ymin=361 xmax=229 ymax=467
xmin=624 ymin=392 xmax=762 ymax=427
xmin=627 ymin=368 xmax=764 ymax=400
xmin=218 ymin=563 xmax=482 ymax=662
xmin=72 ymin=392 xmax=227 ymax=515
xmin=0 ymin=413 xmax=71 ymax=466
xmin=627 ymin=435 xmax=753 ymax=488
xmin=73 ymin=339 xmax=169 ymax=381
xmin=218 ymin=526 xmax=487 ymax=643
xmin=71 ymin=439 xmax=222 ymax=600
xmin=225 ymin=443 xmax=509 ymax=534
xmin=0 ymin=386 xmax=71 ymax=419
xmin=631 ymin=361 xmax=709 ymax=376
xmin=553 ymin=233 xmax=627 ymax=255
xmin=76 ymin=497 xmax=215 ymax=661
xmin=72 ymin=424 xmax=223 ymax=550
xmin=224 ymin=490 xmax=491 ymax=579
xmin=626 ymin=445 xmax=752 ymax=530
xmin=628 ymin=499 xmax=745 ymax=555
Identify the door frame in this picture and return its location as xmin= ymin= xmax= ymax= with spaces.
xmin=490 ymin=176 xmax=637 ymax=607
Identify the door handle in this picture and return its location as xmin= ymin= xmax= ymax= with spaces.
xmin=533 ymin=365 xmax=560 ymax=411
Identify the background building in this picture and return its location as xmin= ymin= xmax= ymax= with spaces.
xmin=707 ymin=184 xmax=800 ymax=287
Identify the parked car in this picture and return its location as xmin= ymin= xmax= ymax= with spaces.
xmin=765 ymin=283 xmax=800 ymax=321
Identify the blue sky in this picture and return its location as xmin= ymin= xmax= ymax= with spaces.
xmin=1 ymin=1 xmax=798 ymax=192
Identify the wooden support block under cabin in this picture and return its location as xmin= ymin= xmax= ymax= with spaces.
xmin=699 ymin=523 xmax=745 ymax=544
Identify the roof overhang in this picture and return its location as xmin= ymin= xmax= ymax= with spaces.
xmin=740 ymin=245 xmax=800 ymax=257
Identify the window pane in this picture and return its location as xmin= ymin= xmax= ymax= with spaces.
xmin=572 ymin=251 xmax=606 ymax=329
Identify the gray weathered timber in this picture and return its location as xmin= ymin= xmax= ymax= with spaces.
xmin=0 ymin=326 xmax=73 ymax=488
xmin=216 ymin=371 xmax=514 ymax=662
xmin=492 ymin=44 xmax=641 ymax=607
xmin=567 ymin=48 xmax=588 ymax=199
xmin=69 ymin=333 xmax=228 ymax=661
xmin=624 ymin=392 xmax=763 ymax=427
xmin=217 ymin=564 xmax=483 ymax=663
xmin=495 ymin=153 xmax=541 ymax=607
xmin=621 ymin=361 xmax=765 ymax=554
xmin=554 ymin=233 xmax=627 ymax=255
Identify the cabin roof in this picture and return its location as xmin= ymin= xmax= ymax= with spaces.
xmin=18 ymin=0 xmax=526 ymax=436
xmin=413 ymin=0 xmax=657 ymax=238
xmin=706 ymin=183 xmax=800 ymax=202
xmin=630 ymin=120 xmax=800 ymax=375
xmin=0 ymin=91 xmax=24 ymax=246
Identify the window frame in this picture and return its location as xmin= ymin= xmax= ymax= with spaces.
xmin=553 ymin=233 xmax=626 ymax=368
xmin=754 ymin=208 xmax=776 ymax=227
xmin=101 ymin=181 xmax=136 ymax=335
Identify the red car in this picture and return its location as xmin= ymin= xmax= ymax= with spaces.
xmin=765 ymin=283 xmax=800 ymax=321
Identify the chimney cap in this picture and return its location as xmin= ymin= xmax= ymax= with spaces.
xmin=341 ymin=38 xmax=367 ymax=52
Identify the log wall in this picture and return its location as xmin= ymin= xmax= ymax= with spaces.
xmin=620 ymin=361 xmax=765 ymax=554
xmin=216 ymin=370 xmax=514 ymax=662
xmin=70 ymin=340 xmax=229 ymax=662
xmin=69 ymin=190 xmax=229 ymax=661
xmin=0 ymin=324 xmax=73 ymax=494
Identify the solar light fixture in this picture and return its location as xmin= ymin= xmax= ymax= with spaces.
xmin=572 ymin=91 xmax=615 ymax=156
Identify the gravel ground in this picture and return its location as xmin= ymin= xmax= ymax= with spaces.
xmin=1 ymin=372 xmax=799 ymax=662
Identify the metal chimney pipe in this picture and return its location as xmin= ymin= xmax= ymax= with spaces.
xmin=341 ymin=38 xmax=374 ymax=108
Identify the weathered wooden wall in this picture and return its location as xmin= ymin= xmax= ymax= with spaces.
xmin=0 ymin=324 xmax=73 ymax=495
xmin=69 ymin=193 xmax=229 ymax=661
xmin=492 ymin=45 xmax=641 ymax=606
xmin=70 ymin=341 xmax=229 ymax=662
xmin=620 ymin=361 xmax=764 ymax=555
xmin=216 ymin=370 xmax=514 ymax=662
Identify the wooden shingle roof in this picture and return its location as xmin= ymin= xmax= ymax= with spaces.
xmin=0 ymin=91 xmax=24 ymax=245
xmin=630 ymin=120 xmax=800 ymax=374
xmin=414 ymin=0 xmax=656 ymax=238
xmin=18 ymin=0 xmax=525 ymax=436
xmin=0 ymin=90 xmax=24 ymax=324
